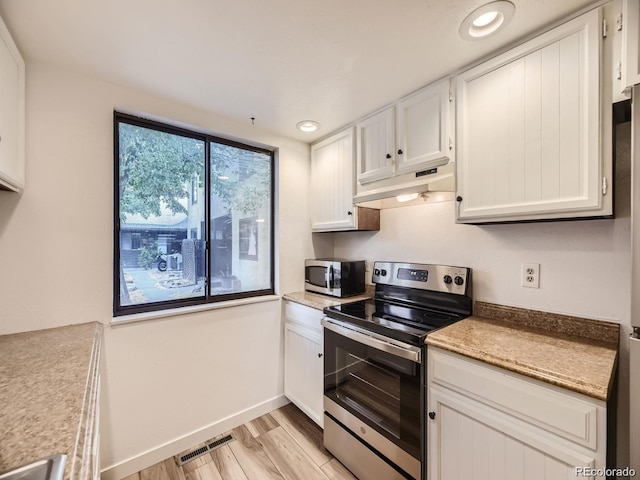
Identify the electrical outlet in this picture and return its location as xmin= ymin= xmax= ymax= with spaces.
xmin=521 ymin=263 xmax=540 ymax=288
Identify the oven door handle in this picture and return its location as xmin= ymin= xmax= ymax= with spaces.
xmin=321 ymin=317 xmax=421 ymax=363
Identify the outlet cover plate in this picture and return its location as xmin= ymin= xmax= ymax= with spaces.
xmin=521 ymin=263 xmax=540 ymax=288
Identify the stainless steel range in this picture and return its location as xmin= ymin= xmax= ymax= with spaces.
xmin=321 ymin=261 xmax=472 ymax=480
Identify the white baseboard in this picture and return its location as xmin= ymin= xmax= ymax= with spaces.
xmin=100 ymin=395 xmax=289 ymax=480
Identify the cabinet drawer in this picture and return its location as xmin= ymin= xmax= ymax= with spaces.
xmin=284 ymin=301 xmax=324 ymax=332
xmin=428 ymin=348 xmax=602 ymax=450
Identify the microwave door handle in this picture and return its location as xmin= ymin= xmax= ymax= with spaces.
xmin=329 ymin=265 xmax=334 ymax=292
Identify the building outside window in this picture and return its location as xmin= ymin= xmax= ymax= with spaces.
xmin=114 ymin=112 xmax=274 ymax=316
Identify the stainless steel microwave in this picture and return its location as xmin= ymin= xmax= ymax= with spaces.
xmin=304 ymin=259 xmax=366 ymax=297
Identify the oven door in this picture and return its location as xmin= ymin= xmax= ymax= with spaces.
xmin=322 ymin=317 xmax=422 ymax=474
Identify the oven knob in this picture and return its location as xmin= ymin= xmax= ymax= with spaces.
xmin=454 ymin=276 xmax=464 ymax=286
xmin=374 ymin=268 xmax=380 ymax=276
xmin=443 ymin=275 xmax=452 ymax=285
xmin=380 ymin=269 xmax=387 ymax=276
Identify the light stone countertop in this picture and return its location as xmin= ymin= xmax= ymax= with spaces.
xmin=0 ymin=322 xmax=103 ymax=480
xmin=426 ymin=302 xmax=619 ymax=401
xmin=282 ymin=287 xmax=374 ymax=311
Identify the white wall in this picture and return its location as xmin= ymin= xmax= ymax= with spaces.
xmin=335 ymin=205 xmax=630 ymax=322
xmin=0 ymin=61 xmax=315 ymax=478
xmin=332 ymin=122 xmax=633 ymax=468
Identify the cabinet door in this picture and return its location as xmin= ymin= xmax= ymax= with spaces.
xmin=284 ymin=322 xmax=324 ymax=427
xmin=356 ymin=107 xmax=395 ymax=185
xmin=396 ymin=79 xmax=450 ymax=175
xmin=310 ymin=128 xmax=356 ymax=231
xmin=428 ymin=386 xmax=598 ymax=480
xmin=0 ymin=14 xmax=25 ymax=192
xmin=623 ymin=0 xmax=640 ymax=90
xmin=456 ymin=9 xmax=608 ymax=223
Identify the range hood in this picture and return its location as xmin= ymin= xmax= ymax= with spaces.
xmin=353 ymin=162 xmax=455 ymax=209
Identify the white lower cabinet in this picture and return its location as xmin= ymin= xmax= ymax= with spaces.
xmin=427 ymin=347 xmax=606 ymax=480
xmin=283 ymin=301 xmax=324 ymax=427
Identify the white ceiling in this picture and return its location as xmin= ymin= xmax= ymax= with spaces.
xmin=0 ymin=0 xmax=599 ymax=143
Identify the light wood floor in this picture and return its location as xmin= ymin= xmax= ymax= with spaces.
xmin=124 ymin=404 xmax=357 ymax=480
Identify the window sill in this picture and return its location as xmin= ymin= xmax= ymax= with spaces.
xmin=111 ymin=294 xmax=281 ymax=326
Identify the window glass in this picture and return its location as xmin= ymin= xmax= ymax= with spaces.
xmin=114 ymin=114 xmax=274 ymax=316
xmin=117 ymin=122 xmax=206 ymax=309
xmin=210 ymin=143 xmax=272 ymax=295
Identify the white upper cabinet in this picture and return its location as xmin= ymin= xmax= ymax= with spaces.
xmin=455 ymin=9 xmax=611 ymax=223
xmin=356 ymin=79 xmax=451 ymax=187
xmin=0 ymin=13 xmax=25 ymax=192
xmin=311 ymin=128 xmax=355 ymax=231
xmin=356 ymin=107 xmax=395 ymax=185
xmin=310 ymin=128 xmax=379 ymax=232
xmin=395 ymin=80 xmax=450 ymax=175
xmin=623 ymin=0 xmax=640 ymax=90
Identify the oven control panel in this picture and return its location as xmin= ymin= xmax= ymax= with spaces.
xmin=397 ymin=267 xmax=429 ymax=282
xmin=372 ymin=261 xmax=470 ymax=295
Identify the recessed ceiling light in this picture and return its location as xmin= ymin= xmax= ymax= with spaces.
xmin=473 ymin=11 xmax=498 ymax=28
xmin=296 ymin=120 xmax=320 ymax=133
xmin=459 ymin=1 xmax=515 ymax=40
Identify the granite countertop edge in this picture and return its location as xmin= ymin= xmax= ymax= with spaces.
xmin=426 ymin=332 xmax=612 ymax=400
xmin=71 ymin=324 xmax=103 ymax=480
xmin=0 ymin=322 xmax=104 ymax=480
xmin=426 ymin=304 xmax=619 ymax=402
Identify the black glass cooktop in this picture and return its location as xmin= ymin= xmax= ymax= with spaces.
xmin=324 ymin=297 xmax=466 ymax=346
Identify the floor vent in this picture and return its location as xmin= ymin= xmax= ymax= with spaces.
xmin=207 ymin=434 xmax=235 ymax=452
xmin=175 ymin=433 xmax=236 ymax=466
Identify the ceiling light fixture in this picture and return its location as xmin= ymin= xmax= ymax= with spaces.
xmin=459 ymin=1 xmax=515 ymax=40
xmin=473 ymin=11 xmax=498 ymax=27
xmin=296 ymin=120 xmax=320 ymax=133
